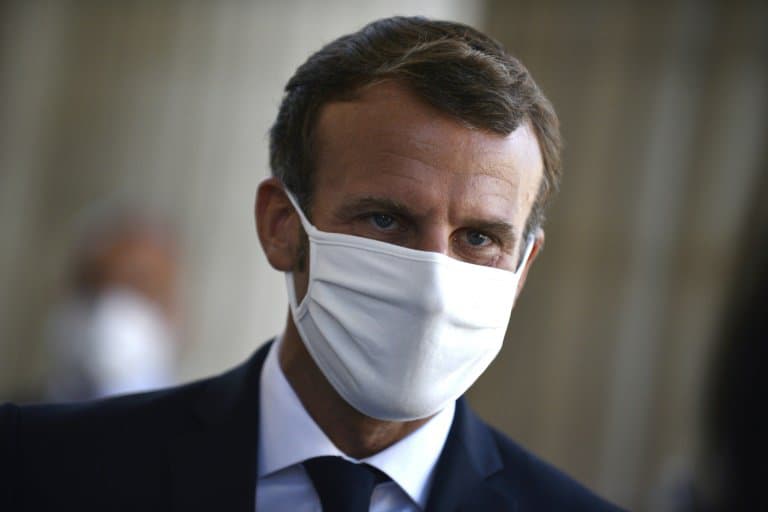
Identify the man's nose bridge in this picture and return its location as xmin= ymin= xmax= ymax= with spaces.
xmin=414 ymin=225 xmax=451 ymax=255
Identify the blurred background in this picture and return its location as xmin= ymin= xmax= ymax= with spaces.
xmin=1 ymin=1 xmax=766 ymax=510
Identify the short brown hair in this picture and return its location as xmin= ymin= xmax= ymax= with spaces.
xmin=269 ymin=16 xmax=561 ymax=249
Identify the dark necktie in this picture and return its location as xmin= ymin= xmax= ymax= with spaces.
xmin=303 ymin=456 xmax=389 ymax=512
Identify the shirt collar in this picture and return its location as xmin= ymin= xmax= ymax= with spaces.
xmin=257 ymin=335 xmax=455 ymax=509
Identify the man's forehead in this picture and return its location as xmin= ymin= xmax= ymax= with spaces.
xmin=313 ymin=82 xmax=542 ymax=186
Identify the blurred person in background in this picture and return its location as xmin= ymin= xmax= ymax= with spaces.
xmin=45 ymin=207 xmax=179 ymax=401
xmin=1 ymin=17 xmax=624 ymax=511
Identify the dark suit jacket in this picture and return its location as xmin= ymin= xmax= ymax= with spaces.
xmin=1 ymin=341 xmax=625 ymax=511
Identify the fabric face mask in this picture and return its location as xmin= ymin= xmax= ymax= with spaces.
xmin=284 ymin=190 xmax=534 ymax=421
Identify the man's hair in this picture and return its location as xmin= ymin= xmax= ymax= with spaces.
xmin=269 ymin=16 xmax=562 ymax=247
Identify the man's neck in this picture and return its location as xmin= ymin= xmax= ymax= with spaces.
xmin=278 ymin=318 xmax=431 ymax=459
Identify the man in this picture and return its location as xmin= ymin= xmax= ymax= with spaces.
xmin=1 ymin=16 xmax=624 ymax=511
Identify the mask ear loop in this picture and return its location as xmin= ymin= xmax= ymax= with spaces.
xmin=282 ymin=187 xmax=316 ymax=236
xmin=514 ymin=237 xmax=536 ymax=275
xmin=283 ymin=187 xmax=315 ymax=316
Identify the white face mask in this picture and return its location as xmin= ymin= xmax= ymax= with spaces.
xmin=284 ymin=191 xmax=534 ymax=421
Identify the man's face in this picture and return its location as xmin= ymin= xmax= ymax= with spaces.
xmin=291 ymin=80 xmax=544 ymax=299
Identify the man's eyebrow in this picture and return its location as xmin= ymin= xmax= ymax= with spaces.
xmin=335 ymin=196 xmax=418 ymax=219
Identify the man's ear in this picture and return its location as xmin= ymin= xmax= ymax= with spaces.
xmin=515 ymin=227 xmax=544 ymax=300
xmin=255 ymin=177 xmax=302 ymax=271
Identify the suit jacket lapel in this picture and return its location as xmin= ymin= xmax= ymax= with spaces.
xmin=168 ymin=341 xmax=272 ymax=512
xmin=425 ymin=398 xmax=508 ymax=512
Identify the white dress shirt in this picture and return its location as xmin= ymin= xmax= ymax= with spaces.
xmin=256 ymin=336 xmax=455 ymax=511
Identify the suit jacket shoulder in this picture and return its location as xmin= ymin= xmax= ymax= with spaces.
xmin=488 ymin=425 xmax=624 ymax=511
xmin=1 ymin=344 xmax=269 ymax=512
xmin=426 ymin=399 xmax=626 ymax=511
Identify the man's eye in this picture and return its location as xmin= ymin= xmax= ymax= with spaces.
xmin=465 ymin=230 xmax=492 ymax=247
xmin=370 ymin=213 xmax=396 ymax=229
